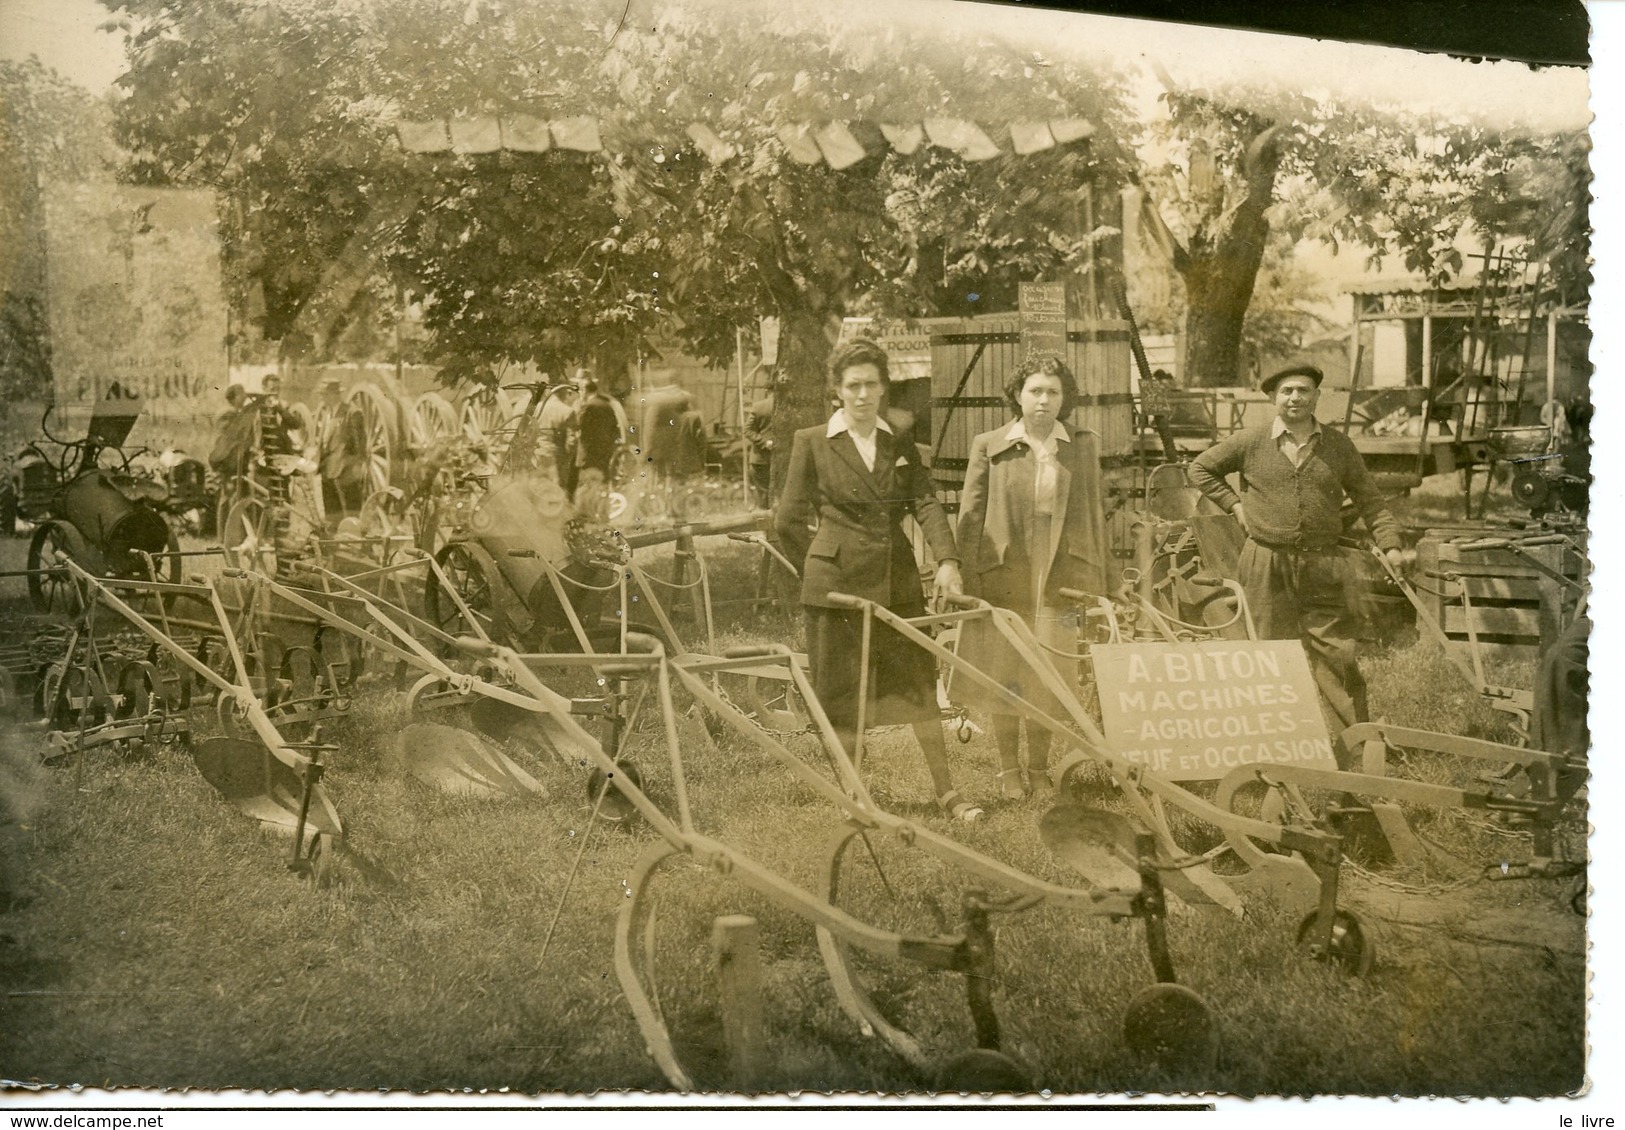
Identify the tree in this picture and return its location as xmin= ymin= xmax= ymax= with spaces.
xmin=106 ymin=0 xmax=658 ymax=378
xmin=0 ymin=57 xmax=115 ymax=400
xmin=105 ymin=0 xmax=1137 ymax=437
xmin=601 ymin=8 xmax=1134 ymax=476
xmin=1136 ymin=81 xmax=1589 ymax=387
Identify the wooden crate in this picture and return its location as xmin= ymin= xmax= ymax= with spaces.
xmin=1415 ymin=526 xmax=1586 ymax=661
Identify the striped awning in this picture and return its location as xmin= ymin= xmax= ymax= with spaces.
xmin=395 ymin=116 xmax=1095 ymax=165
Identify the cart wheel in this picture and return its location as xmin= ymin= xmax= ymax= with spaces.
xmin=1122 ymin=983 xmax=1219 ymax=1072
xmin=461 ymin=385 xmax=516 ymax=455
xmin=586 ymin=760 xmax=643 ymax=823
xmin=412 ymin=392 xmax=459 ymax=450
xmin=934 ymin=1048 xmax=1034 ymax=1093
xmin=27 ymin=520 xmax=85 ymax=615
xmin=346 ymin=383 xmax=399 ymax=499
xmin=1296 ymin=908 xmax=1377 ymax=976
xmin=426 ymin=540 xmax=507 ymax=645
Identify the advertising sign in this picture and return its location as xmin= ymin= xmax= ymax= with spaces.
xmin=1092 ymin=639 xmax=1337 ymax=781
xmin=1018 ymin=281 xmax=1067 ymax=359
xmin=43 ymin=183 xmax=228 ymax=424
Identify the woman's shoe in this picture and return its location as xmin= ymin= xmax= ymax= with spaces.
xmin=937 ymin=790 xmax=985 ymax=824
xmin=997 ymin=768 xmax=1028 ymax=801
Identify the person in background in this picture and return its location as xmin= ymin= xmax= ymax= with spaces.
xmin=314 ymin=378 xmax=365 ymax=518
xmin=255 ymin=374 xmax=299 ymax=458
xmin=209 ymin=384 xmax=255 ymax=483
xmin=1188 ymin=364 xmax=1405 ymax=765
xmin=1140 ymin=368 xmax=1181 ymax=464
xmin=955 ymin=353 xmax=1109 ymax=799
xmin=575 ymin=378 xmax=622 ymax=480
xmin=745 ymin=390 xmax=775 ymax=508
xmin=774 ymin=338 xmax=979 ymax=822
xmin=537 ymin=378 xmax=581 ymax=493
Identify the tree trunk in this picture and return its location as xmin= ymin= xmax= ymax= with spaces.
xmin=1178 ymin=126 xmax=1283 ymax=388
xmin=767 ymin=303 xmax=837 ymax=501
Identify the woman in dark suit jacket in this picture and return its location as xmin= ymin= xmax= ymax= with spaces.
xmin=955 ymin=353 xmax=1108 ymax=799
xmin=775 ymin=339 xmax=980 ymax=822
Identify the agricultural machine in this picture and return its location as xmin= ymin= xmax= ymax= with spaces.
xmin=5 ymin=402 xmax=182 ymax=614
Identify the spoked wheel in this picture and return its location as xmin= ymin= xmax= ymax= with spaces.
xmin=346 ymin=383 xmax=399 ymax=500
xmin=220 ymin=497 xmax=272 ymax=572
xmin=426 ymin=540 xmax=507 ymax=646
xmin=412 ymin=392 xmax=459 ymax=451
xmin=1296 ymin=908 xmax=1377 ymax=976
xmin=27 ymin=520 xmax=86 ymax=615
xmin=461 ymin=386 xmax=517 ymax=456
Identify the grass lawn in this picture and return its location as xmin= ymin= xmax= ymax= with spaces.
xmin=0 ymin=514 xmax=1588 ymax=1097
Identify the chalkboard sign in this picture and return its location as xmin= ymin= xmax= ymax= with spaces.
xmin=1092 ymin=639 xmax=1336 ymax=781
xmin=1019 ymin=281 xmax=1067 ymax=360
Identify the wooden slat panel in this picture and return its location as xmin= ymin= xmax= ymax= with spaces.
xmin=1442 ymin=606 xmax=1542 ymax=637
xmin=1455 ymin=577 xmax=1544 ymax=602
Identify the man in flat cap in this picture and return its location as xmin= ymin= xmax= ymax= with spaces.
xmin=1189 ymin=364 xmax=1405 ymax=764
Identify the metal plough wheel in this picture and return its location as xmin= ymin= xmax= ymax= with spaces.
xmin=1296 ymin=908 xmax=1377 ymax=976
xmin=1121 ymin=983 xmax=1219 ymax=1074
xmin=612 ymin=841 xmax=729 ymax=1091
xmin=113 ymin=660 xmax=166 ymax=720
xmin=814 ymin=822 xmax=972 ymax=1074
xmin=346 ymin=383 xmax=399 ymax=499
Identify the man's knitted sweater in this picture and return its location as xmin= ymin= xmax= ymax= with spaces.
xmin=1188 ymin=421 xmax=1402 ymax=552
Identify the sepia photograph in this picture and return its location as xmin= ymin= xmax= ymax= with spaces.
xmin=0 ymin=0 xmax=1603 ymax=1109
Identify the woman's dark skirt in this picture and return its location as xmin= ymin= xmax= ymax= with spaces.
xmin=805 ymin=596 xmax=941 ymax=732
